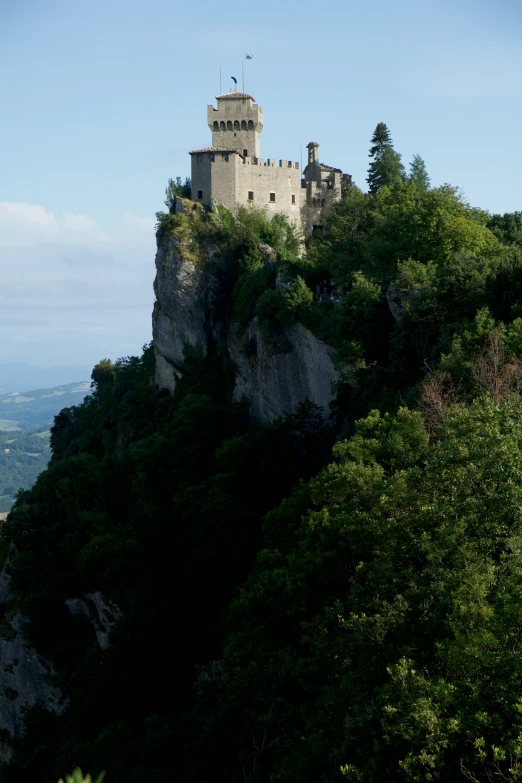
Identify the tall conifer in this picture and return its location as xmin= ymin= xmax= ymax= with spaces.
xmin=367 ymin=122 xmax=405 ymax=195
xmin=409 ymin=153 xmax=431 ymax=192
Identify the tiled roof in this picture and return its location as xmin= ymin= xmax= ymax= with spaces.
xmin=216 ymin=92 xmax=255 ymax=101
xmin=189 ymin=146 xmax=240 ymax=154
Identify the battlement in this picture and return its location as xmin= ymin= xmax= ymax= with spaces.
xmin=240 ymin=157 xmax=299 ymax=170
xmin=189 ymin=89 xmax=349 ymax=233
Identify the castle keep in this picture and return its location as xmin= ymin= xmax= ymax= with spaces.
xmin=189 ymin=88 xmax=351 ymax=233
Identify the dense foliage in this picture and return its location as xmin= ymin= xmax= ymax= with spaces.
xmin=3 ymin=128 xmax=522 ymax=782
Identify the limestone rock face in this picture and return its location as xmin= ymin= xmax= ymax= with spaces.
xmin=65 ymin=591 xmax=122 ymax=650
xmin=152 ymin=235 xmax=208 ymax=392
xmin=0 ymin=550 xmax=66 ymax=762
xmin=230 ymin=319 xmax=338 ymax=422
xmin=387 ymin=283 xmax=421 ymax=322
xmin=152 ymin=234 xmax=339 ymax=422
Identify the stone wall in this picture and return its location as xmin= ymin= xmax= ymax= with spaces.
xmin=208 ymin=94 xmax=263 ymax=158
xmin=190 ymin=153 xmax=214 ymax=207
xmin=236 ymin=158 xmax=301 ymax=224
xmin=191 ymin=153 xmax=302 ymax=224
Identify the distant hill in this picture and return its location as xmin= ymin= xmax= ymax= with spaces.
xmin=0 ymin=381 xmax=92 ymax=432
xmin=0 ymin=363 xmax=92 ymax=394
xmin=0 ymin=379 xmax=93 ymax=511
xmin=0 ymin=429 xmax=51 ymax=512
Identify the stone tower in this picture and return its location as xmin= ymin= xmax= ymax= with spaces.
xmin=207 ymin=88 xmax=264 ymax=158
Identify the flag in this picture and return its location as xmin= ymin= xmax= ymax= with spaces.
xmin=245 ymin=53 xmax=253 ymax=59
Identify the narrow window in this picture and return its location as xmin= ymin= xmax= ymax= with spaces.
xmin=220 ymin=121 xmax=226 ymax=131
xmin=213 ymin=121 xmax=219 ymax=131
xmin=227 ymin=121 xmax=233 ymax=130
xmin=291 ymin=194 xmax=296 ymax=204
xmin=243 ymin=148 xmax=248 ymax=157
xmin=248 ymin=120 xmax=254 ymax=130
xmin=209 ymin=153 xmax=215 ymax=162
xmin=223 ymin=154 xmax=229 ymax=162
xmin=197 ymin=190 xmax=203 ymax=200
xmin=234 ymin=120 xmax=240 ymax=130
xmin=248 ymin=191 xmax=254 ymax=201
xmin=270 ymin=192 xmax=276 ymax=202
xmin=241 ymin=120 xmax=247 ymax=130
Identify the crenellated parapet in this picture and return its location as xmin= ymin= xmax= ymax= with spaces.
xmin=188 ymin=88 xmax=351 ymax=233
xmin=208 ymin=91 xmax=263 ymax=158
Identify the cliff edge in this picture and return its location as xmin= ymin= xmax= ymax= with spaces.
xmin=152 ymin=203 xmax=338 ymax=421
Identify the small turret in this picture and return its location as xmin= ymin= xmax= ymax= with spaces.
xmin=307 ymin=141 xmax=319 ymax=165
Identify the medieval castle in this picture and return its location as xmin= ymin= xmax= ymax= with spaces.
xmin=188 ymin=87 xmax=351 ymax=234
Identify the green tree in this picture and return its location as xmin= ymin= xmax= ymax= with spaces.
xmin=408 ymin=153 xmax=430 ymax=192
xmin=283 ymin=276 xmax=313 ymax=320
xmin=164 ymin=176 xmax=192 ymax=211
xmin=192 ymin=397 xmax=522 ymax=783
xmin=367 ymin=122 xmax=405 ymax=195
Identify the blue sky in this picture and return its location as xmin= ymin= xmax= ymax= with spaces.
xmin=1 ymin=0 xmax=521 ymax=366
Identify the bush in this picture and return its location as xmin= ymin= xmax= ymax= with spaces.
xmin=282 ymin=275 xmax=313 ymax=320
xmin=164 ymin=177 xmax=192 ymax=211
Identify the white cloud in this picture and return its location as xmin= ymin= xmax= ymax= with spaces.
xmin=122 ymin=211 xmax=156 ymax=233
xmin=0 ymin=202 xmax=157 ymax=364
xmin=0 ymin=202 xmax=107 ymax=246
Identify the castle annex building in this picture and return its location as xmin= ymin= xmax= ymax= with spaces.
xmin=189 ymin=88 xmax=351 ymax=233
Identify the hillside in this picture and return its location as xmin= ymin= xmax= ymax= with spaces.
xmin=0 ymin=364 xmax=93 ymax=394
xmin=0 ymin=382 xmax=91 ymax=512
xmin=2 ymin=141 xmax=522 ymax=781
xmin=0 ymin=429 xmax=51 ymax=512
xmin=0 ymin=381 xmax=91 ymax=432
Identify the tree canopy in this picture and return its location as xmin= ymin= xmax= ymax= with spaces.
xmin=3 ymin=122 xmax=522 ymax=782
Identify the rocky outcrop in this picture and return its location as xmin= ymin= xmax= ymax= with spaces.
xmin=230 ymin=319 xmax=338 ymax=422
xmin=65 ymin=591 xmax=122 ymax=650
xmin=152 ymin=226 xmax=339 ymax=422
xmin=152 ymin=235 xmax=207 ymax=393
xmin=0 ymin=549 xmax=66 ymax=761
xmin=386 ymin=283 xmax=421 ymax=322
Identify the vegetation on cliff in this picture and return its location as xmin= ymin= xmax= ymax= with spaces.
xmin=2 ymin=124 xmax=522 ymax=781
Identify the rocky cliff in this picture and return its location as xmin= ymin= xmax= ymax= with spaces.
xmin=152 ymin=208 xmax=339 ymax=422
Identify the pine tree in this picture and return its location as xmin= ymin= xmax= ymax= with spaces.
xmin=367 ymin=123 xmax=405 ymax=195
xmin=409 ymin=154 xmax=431 ymax=192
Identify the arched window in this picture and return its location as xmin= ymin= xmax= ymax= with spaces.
xmin=234 ymin=120 xmax=240 ymax=130
xmin=213 ymin=121 xmax=219 ymax=131
xmin=241 ymin=120 xmax=247 ymax=130
xmin=227 ymin=120 xmax=233 ymax=130
xmin=220 ymin=121 xmax=226 ymax=131
xmin=248 ymin=120 xmax=254 ymax=130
